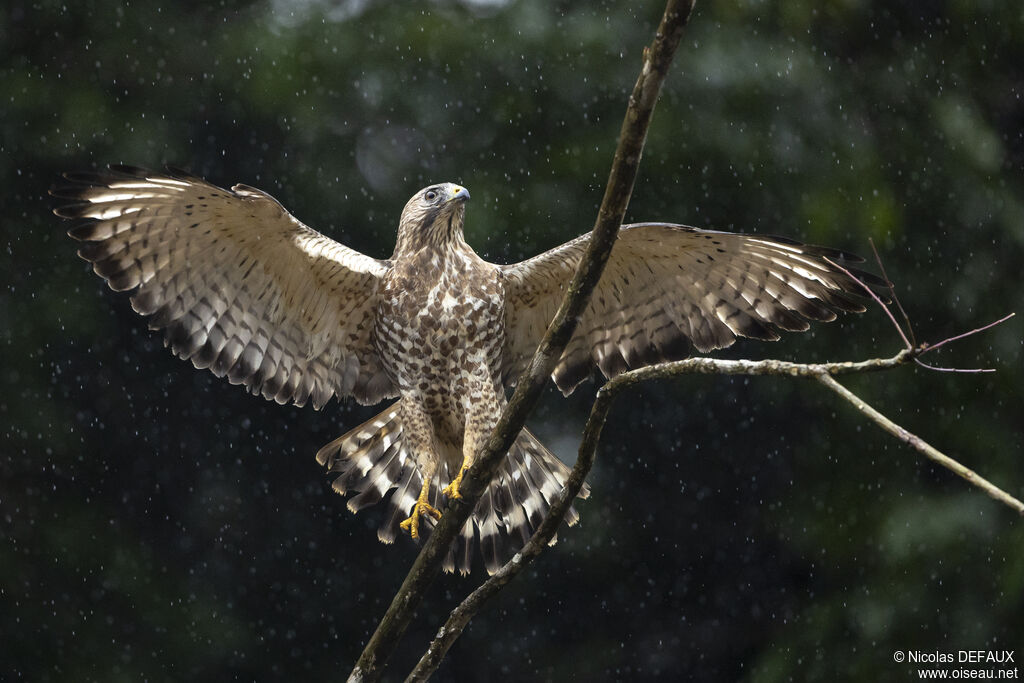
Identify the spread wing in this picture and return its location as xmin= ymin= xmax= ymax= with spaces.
xmin=53 ymin=165 xmax=395 ymax=409
xmin=499 ymin=222 xmax=885 ymax=394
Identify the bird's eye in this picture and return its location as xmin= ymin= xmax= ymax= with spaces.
xmin=425 ymin=190 xmax=437 ymax=201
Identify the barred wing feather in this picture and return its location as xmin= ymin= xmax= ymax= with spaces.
xmin=54 ymin=165 xmax=394 ymax=408
xmin=499 ymin=222 xmax=885 ymax=394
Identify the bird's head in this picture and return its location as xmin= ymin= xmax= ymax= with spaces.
xmin=394 ymin=183 xmax=471 ymax=254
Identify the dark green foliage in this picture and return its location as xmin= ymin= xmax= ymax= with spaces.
xmin=2 ymin=1 xmax=1021 ymax=680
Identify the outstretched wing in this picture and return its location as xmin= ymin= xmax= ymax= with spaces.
xmin=54 ymin=165 xmax=395 ymax=408
xmin=499 ymin=222 xmax=885 ymax=394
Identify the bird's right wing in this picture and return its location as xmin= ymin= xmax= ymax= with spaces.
xmin=54 ymin=165 xmax=395 ymax=408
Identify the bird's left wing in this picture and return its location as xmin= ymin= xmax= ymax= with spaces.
xmin=499 ymin=222 xmax=885 ymax=395
xmin=54 ymin=165 xmax=395 ymax=408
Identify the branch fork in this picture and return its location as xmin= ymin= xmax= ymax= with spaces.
xmin=350 ymin=1 xmax=1018 ymax=679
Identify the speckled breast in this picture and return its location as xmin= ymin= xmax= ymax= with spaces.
xmin=373 ymin=246 xmax=506 ymax=408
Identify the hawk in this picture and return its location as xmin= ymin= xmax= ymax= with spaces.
xmin=53 ymin=165 xmax=881 ymax=574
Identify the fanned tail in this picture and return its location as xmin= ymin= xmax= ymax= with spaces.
xmin=315 ymin=402 xmax=413 ymax=544
xmin=316 ymin=403 xmax=589 ymax=575
xmin=503 ymin=427 xmax=590 ymax=546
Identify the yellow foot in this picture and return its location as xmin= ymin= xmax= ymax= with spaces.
xmin=399 ymin=501 xmax=442 ymax=540
xmin=442 ymin=465 xmax=469 ymax=500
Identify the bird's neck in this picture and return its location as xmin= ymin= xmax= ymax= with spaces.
xmin=393 ymin=212 xmax=468 ymax=258
xmin=394 ymin=235 xmax=475 ymax=267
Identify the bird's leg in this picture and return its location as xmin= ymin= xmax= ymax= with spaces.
xmin=444 ymin=395 xmax=496 ymax=500
xmin=442 ymin=462 xmax=469 ymax=500
xmin=399 ymin=462 xmax=442 ymax=540
xmin=443 ymin=423 xmax=485 ymax=500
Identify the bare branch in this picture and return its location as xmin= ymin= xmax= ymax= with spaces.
xmin=825 ymin=256 xmax=914 ymax=349
xmin=348 ymin=2 xmax=697 ymax=680
xmin=912 ymin=358 xmax=996 ymax=374
xmin=620 ymin=355 xmax=1021 ymax=515
xmin=909 ymin=313 xmax=1015 ymax=373
xmin=869 ymin=237 xmax=916 ymax=346
xmin=410 ymin=345 xmax=1024 ymax=679
xmin=406 ymin=385 xmax=615 ymax=682
xmin=815 ymin=373 xmax=1022 ymax=514
xmin=354 ymin=3 xmax=1017 ymax=679
xmin=921 ymin=312 xmax=1016 ymax=355
xmin=826 ymin=254 xmax=1014 ymax=374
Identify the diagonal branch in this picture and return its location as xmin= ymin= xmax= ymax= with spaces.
xmin=406 ymin=371 xmax=616 ymax=681
xmin=348 ymin=2 xmax=697 ymax=680
xmin=814 ymin=373 xmax=1020 ymax=511
xmin=409 ymin=346 xmax=1024 ymax=679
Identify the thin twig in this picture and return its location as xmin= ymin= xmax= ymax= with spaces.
xmin=869 ymin=237 xmax=916 ymax=346
xmin=825 ymin=256 xmax=913 ymax=349
xmin=348 ymin=2 xmax=697 ymax=680
xmin=909 ymin=313 xmax=1014 ymax=373
xmin=912 ymin=358 xmax=996 ymax=373
xmin=826 ymin=255 xmax=1013 ymax=374
xmin=921 ymin=312 xmax=1016 ymax=355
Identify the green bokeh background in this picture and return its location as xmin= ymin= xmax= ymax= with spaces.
xmin=3 ymin=1 xmax=1022 ymax=680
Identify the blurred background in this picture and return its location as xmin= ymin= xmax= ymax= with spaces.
xmin=3 ymin=0 xmax=1022 ymax=680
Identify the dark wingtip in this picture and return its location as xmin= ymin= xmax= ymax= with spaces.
xmin=50 ymin=187 xmax=82 ymax=202
xmin=107 ymin=164 xmax=150 ymax=177
xmin=163 ymin=164 xmax=195 ymax=179
xmin=778 ymin=235 xmax=893 ymax=295
xmin=67 ymin=221 xmax=105 ymax=240
xmin=845 ymin=267 xmax=891 ymax=290
xmin=54 ymin=203 xmax=90 ymax=219
xmin=762 ymin=234 xmax=867 ymax=263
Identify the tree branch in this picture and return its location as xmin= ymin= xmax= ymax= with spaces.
xmin=813 ymin=373 xmax=1021 ymax=512
xmin=348 ymin=2 xmax=697 ymax=680
xmin=409 ymin=343 xmax=1024 ymax=680
xmin=405 ymin=375 xmax=615 ymax=682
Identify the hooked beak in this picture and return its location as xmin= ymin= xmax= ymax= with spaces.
xmin=448 ymin=185 xmax=470 ymax=202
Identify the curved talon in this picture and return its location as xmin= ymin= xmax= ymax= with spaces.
xmin=442 ymin=465 xmax=469 ymax=500
xmin=399 ymin=500 xmax=442 ymax=540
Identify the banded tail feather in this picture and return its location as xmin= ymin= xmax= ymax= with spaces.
xmin=316 ymin=400 xmax=589 ymax=575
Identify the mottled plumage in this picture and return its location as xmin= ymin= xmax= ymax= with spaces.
xmin=54 ymin=165 xmax=882 ymax=574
